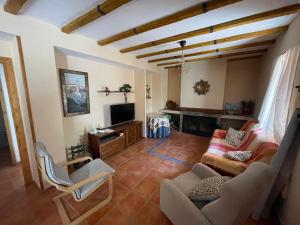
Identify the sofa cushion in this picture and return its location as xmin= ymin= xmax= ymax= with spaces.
xmin=188 ymin=176 xmax=231 ymax=201
xmin=70 ymin=158 xmax=115 ymax=200
xmin=240 ymin=119 xmax=258 ymax=131
xmin=172 ymin=171 xmax=203 ymax=195
xmin=225 ymin=127 xmax=246 ymax=147
xmin=201 ymin=152 xmax=248 ymax=176
xmin=224 ymin=151 xmax=253 ymax=162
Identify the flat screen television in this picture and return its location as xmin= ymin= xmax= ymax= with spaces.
xmin=110 ymin=103 xmax=135 ymax=125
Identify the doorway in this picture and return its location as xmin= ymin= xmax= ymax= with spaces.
xmin=0 ymin=57 xmax=32 ymax=187
xmin=0 ymin=97 xmax=16 ymax=166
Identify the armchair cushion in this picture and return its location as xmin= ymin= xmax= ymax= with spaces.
xmin=192 ymin=163 xmax=221 ymax=178
xmin=36 ymin=142 xmax=73 ymax=186
xmin=70 ymin=158 xmax=115 ymax=199
xmin=188 ymin=176 xmax=231 ymax=202
xmin=240 ymin=119 xmax=258 ymax=131
xmin=160 ymin=179 xmax=212 ymax=225
xmin=173 ymin=171 xmax=203 ymax=195
xmin=212 ymin=129 xmax=227 ymax=139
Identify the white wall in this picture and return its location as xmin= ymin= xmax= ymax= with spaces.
xmin=145 ymin=71 xmax=162 ymax=114
xmin=224 ymin=58 xmax=261 ymax=105
xmin=256 ymin=14 xmax=300 ymax=225
xmin=134 ymin=69 xmax=146 ymax=136
xmin=0 ymin=39 xmax=12 ymax=57
xmin=146 ymin=72 xmax=152 ymax=114
xmin=55 ymin=50 xmax=135 ymax=147
xmin=151 ymin=72 xmax=162 ymax=112
xmin=180 ymin=60 xmax=227 ymax=109
xmin=160 ymin=69 xmax=168 ymax=109
xmin=167 ymin=68 xmax=181 ymax=105
xmin=0 ymin=8 xmax=163 ymax=186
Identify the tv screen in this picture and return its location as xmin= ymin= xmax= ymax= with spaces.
xmin=110 ymin=103 xmax=135 ymax=125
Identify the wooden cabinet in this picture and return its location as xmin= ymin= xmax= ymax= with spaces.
xmin=126 ymin=121 xmax=143 ymax=146
xmin=88 ymin=121 xmax=143 ymax=159
xmin=101 ymin=134 xmax=125 ymax=159
xmin=127 ymin=123 xmax=137 ymax=146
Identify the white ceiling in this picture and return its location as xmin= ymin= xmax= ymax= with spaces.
xmin=1 ymin=0 xmax=299 ymax=64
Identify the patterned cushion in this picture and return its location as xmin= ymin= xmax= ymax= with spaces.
xmin=223 ymin=151 xmax=253 ymax=162
xmin=224 ymin=127 xmax=246 ymax=147
xmin=70 ymin=158 xmax=115 ymax=199
xmin=188 ymin=176 xmax=231 ymax=202
xmin=35 ymin=142 xmax=73 ymax=186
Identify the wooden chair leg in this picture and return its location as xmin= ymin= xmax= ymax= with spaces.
xmin=53 ymin=176 xmax=113 ymax=225
xmin=53 ymin=193 xmax=71 ymax=225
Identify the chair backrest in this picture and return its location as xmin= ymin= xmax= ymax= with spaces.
xmin=35 ymin=142 xmax=73 ymax=188
xmin=246 ymin=136 xmax=278 ymax=165
xmin=201 ymin=162 xmax=273 ymax=225
xmin=238 ymin=128 xmax=262 ymax=150
xmin=240 ymin=119 xmax=258 ymax=132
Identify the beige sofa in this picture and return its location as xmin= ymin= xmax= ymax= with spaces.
xmin=160 ymin=162 xmax=273 ymax=225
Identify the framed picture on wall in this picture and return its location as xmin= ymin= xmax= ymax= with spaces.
xmin=59 ymin=69 xmax=90 ymax=117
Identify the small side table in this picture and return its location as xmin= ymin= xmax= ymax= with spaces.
xmin=147 ymin=113 xmax=170 ymax=138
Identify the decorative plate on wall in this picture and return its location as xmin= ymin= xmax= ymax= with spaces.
xmin=193 ymin=79 xmax=210 ymax=95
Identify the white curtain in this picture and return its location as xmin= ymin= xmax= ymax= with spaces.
xmin=259 ymin=44 xmax=300 ymax=143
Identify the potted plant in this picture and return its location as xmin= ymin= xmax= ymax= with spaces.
xmin=119 ymin=84 xmax=132 ymax=103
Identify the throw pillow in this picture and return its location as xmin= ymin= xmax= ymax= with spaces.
xmin=223 ymin=150 xmax=253 ymax=162
xmin=225 ymin=127 xmax=246 ymax=147
xmin=188 ymin=176 xmax=231 ymax=202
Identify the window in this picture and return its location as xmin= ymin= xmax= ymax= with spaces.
xmin=259 ymin=44 xmax=300 ymax=142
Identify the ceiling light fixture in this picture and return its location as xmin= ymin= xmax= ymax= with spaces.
xmin=178 ymin=40 xmax=189 ymax=74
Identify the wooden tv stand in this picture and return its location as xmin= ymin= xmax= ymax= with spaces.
xmin=88 ymin=121 xmax=142 ymax=159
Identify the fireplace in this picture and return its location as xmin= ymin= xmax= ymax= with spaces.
xmin=181 ymin=114 xmax=219 ymax=137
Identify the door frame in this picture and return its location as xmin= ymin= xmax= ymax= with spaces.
xmin=0 ymin=57 xmax=33 ymax=186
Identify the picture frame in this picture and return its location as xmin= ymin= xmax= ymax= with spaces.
xmin=59 ymin=69 xmax=90 ymax=117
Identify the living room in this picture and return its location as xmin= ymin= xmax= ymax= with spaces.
xmin=0 ymin=1 xmax=300 ymax=225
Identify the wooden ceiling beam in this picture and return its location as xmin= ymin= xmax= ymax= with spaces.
xmin=137 ymin=26 xmax=287 ymax=59
xmin=4 ymin=0 xmax=28 ymax=15
xmin=121 ymin=4 xmax=300 ymax=53
xmin=61 ymin=0 xmax=131 ymax=33
xmin=97 ymin=0 xmax=242 ymax=45
xmin=227 ymin=55 xmax=262 ymax=62
xmin=165 ymin=65 xmax=182 ymax=69
xmin=159 ymin=49 xmax=268 ymax=67
xmin=149 ymin=40 xmax=274 ymax=63
xmin=164 ymin=54 xmax=263 ymax=68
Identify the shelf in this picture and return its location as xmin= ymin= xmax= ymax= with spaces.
xmin=98 ymin=90 xmax=134 ymax=96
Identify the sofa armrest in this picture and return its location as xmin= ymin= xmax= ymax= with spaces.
xmin=192 ymin=163 xmax=221 ymax=178
xmin=160 ymin=179 xmax=212 ymax=225
xmin=212 ymin=129 xmax=227 ymax=139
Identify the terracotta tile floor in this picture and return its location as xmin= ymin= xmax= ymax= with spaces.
xmin=0 ymin=133 xmax=278 ymax=225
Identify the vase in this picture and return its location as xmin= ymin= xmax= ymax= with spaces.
xmin=124 ymin=93 xmax=128 ymax=103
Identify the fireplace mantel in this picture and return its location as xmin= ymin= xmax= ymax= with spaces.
xmin=160 ymin=109 xmax=255 ymax=136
